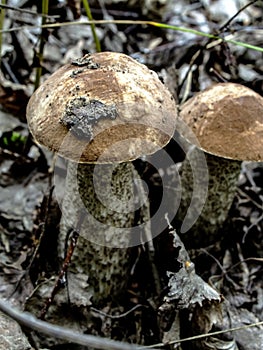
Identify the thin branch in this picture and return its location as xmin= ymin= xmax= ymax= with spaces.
xmin=242 ymin=213 xmax=263 ymax=243
xmin=90 ymin=304 xmax=147 ymax=319
xmin=140 ymin=320 xmax=263 ymax=349
xmin=0 ymin=298 xmax=154 ymax=350
xmin=0 ymin=3 xmax=58 ymax=18
xmin=11 ymin=184 xmax=54 ymax=297
xmin=34 ymin=0 xmax=49 ymax=90
xmin=0 ymin=20 xmax=262 ymax=52
xmin=218 ymin=0 xmax=258 ymax=32
xmin=40 ymin=209 xmax=86 ymax=319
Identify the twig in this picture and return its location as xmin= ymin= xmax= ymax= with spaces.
xmin=0 ymin=298 xmax=151 ymax=350
xmin=10 ymin=184 xmax=54 ymax=297
xmin=218 ymin=0 xmax=258 ymax=32
xmin=0 ymin=296 xmax=262 ymax=350
xmin=0 ymin=3 xmax=58 ymax=18
xmin=178 ymin=0 xmax=261 ymax=99
xmin=34 ymin=0 xmax=49 ymax=90
xmin=237 ymin=188 xmax=262 ymax=210
xmin=139 ymin=320 xmax=263 ymax=348
xmin=200 ymin=248 xmax=241 ymax=290
xmin=0 ymin=20 xmax=262 ymax=52
xmin=242 ymin=213 xmax=263 ymax=243
xmin=0 ymin=147 xmax=32 ymax=163
xmin=90 ymin=304 xmax=147 ymax=319
xmin=40 ymin=209 xmax=86 ymax=319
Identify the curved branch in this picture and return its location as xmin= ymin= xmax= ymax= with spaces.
xmin=0 ymin=298 xmax=156 ymax=350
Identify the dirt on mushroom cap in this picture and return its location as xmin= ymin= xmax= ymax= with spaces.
xmin=178 ymin=83 xmax=263 ymax=162
xmin=26 ymin=52 xmax=177 ymax=163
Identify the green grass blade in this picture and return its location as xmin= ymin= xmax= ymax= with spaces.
xmin=82 ymin=0 xmax=101 ymax=52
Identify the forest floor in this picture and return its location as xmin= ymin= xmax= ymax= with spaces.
xmin=0 ymin=1 xmax=262 ymax=349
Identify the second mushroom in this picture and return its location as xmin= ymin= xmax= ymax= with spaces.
xmin=176 ymin=82 xmax=263 ymax=248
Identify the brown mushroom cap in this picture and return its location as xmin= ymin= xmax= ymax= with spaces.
xmin=178 ymin=83 xmax=263 ymax=161
xmin=26 ymin=52 xmax=177 ymax=163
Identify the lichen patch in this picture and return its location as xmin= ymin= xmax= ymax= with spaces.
xmin=60 ymin=97 xmax=118 ymax=141
xmin=71 ymin=55 xmax=100 ymax=69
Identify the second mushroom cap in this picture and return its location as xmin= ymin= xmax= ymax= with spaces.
xmin=178 ymin=83 xmax=263 ymax=162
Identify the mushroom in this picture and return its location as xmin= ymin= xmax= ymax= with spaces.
xmin=176 ymin=82 xmax=263 ymax=247
xmin=26 ymin=52 xmax=177 ymax=304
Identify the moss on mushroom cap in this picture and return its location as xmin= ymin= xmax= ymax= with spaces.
xmin=179 ymin=83 xmax=263 ymax=161
xmin=26 ymin=52 xmax=177 ymax=163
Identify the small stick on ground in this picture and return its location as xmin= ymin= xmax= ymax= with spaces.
xmin=40 ymin=209 xmax=86 ymax=320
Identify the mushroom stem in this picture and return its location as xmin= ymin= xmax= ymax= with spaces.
xmin=177 ymin=148 xmax=241 ymax=248
xmin=174 ymin=83 xmax=263 ymax=248
xmin=59 ymin=160 xmax=148 ymax=304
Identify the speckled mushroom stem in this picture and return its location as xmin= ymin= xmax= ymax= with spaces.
xmin=59 ymin=160 xmax=149 ymax=305
xmin=177 ymin=149 xmax=241 ymax=248
xmin=174 ymin=82 xmax=263 ymax=248
xmin=25 ymin=51 xmax=177 ymax=314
